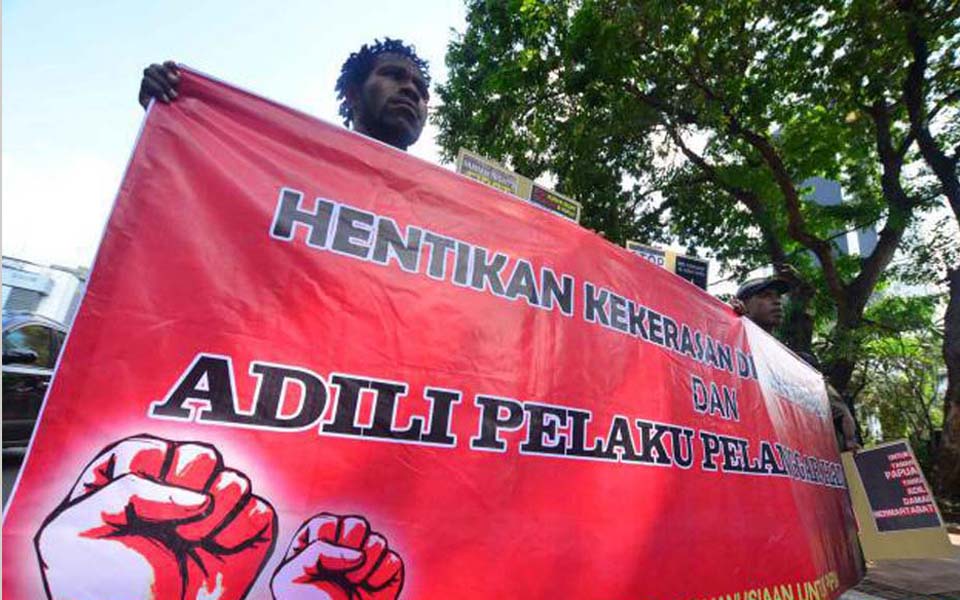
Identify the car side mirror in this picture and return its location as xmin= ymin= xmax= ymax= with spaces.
xmin=2 ymin=349 xmax=39 ymax=365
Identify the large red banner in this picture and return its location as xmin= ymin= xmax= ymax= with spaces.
xmin=3 ymin=69 xmax=862 ymax=600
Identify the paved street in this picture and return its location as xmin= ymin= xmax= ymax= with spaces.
xmin=845 ymin=580 xmax=960 ymax=600
xmin=841 ymin=531 xmax=960 ymax=600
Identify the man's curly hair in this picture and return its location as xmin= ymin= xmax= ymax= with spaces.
xmin=335 ymin=38 xmax=431 ymax=126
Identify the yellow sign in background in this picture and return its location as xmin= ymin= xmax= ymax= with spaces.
xmin=456 ymin=148 xmax=581 ymax=223
xmin=841 ymin=440 xmax=955 ymax=561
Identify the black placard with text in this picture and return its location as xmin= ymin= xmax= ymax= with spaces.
xmin=853 ymin=442 xmax=941 ymax=532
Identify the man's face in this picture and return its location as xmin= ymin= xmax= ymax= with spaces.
xmin=349 ymin=53 xmax=429 ymax=150
xmin=743 ymin=288 xmax=784 ymax=332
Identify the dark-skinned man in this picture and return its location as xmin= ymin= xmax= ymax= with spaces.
xmin=138 ymin=38 xmax=430 ymax=151
xmin=732 ymin=274 xmax=860 ymax=452
xmin=732 ymin=276 xmax=789 ymax=334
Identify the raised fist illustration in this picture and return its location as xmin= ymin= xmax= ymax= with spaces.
xmin=35 ymin=434 xmax=277 ymax=600
xmin=271 ymin=513 xmax=404 ymax=600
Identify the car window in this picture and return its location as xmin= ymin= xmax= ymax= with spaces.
xmin=3 ymin=325 xmax=54 ymax=368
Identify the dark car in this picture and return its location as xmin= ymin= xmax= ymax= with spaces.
xmin=2 ymin=312 xmax=67 ymax=448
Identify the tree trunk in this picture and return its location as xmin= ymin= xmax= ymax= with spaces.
xmin=781 ymin=283 xmax=815 ymax=356
xmin=828 ymin=355 xmax=862 ymax=442
xmin=826 ymin=310 xmax=860 ymax=393
xmin=938 ymin=268 xmax=960 ymax=501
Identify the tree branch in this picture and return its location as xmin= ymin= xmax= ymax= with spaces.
xmin=842 ymin=102 xmax=914 ymax=314
xmin=723 ymin=114 xmax=848 ymax=306
xmin=637 ymin=35 xmax=847 ymax=303
xmin=900 ymin=3 xmax=960 ymax=220
xmin=929 ymin=88 xmax=960 ymax=122
xmin=624 ymin=83 xmax=699 ymax=124
xmin=664 ymin=123 xmax=790 ymax=265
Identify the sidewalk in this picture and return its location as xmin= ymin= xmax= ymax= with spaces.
xmin=841 ymin=532 xmax=960 ymax=600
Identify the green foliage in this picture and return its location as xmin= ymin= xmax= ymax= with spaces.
xmin=437 ymin=0 xmax=663 ymax=240
xmin=436 ymin=0 xmax=958 ymax=395
xmin=854 ymin=296 xmax=946 ymax=475
xmin=889 ymin=214 xmax=960 ymax=286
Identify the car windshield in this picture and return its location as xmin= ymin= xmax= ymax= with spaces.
xmin=3 ymin=324 xmax=54 ymax=368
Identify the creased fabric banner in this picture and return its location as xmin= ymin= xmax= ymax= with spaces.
xmin=2 ymin=69 xmax=863 ymax=600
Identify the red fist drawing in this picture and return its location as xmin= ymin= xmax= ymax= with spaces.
xmin=271 ymin=514 xmax=404 ymax=600
xmin=35 ymin=434 xmax=277 ymax=600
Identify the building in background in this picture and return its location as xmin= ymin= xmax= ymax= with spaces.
xmin=2 ymin=257 xmax=88 ymax=326
xmin=804 ymin=177 xmax=878 ymax=258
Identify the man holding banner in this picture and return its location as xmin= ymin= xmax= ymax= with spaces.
xmin=735 ymin=274 xmax=860 ymax=452
xmin=138 ymin=37 xmax=430 ymax=151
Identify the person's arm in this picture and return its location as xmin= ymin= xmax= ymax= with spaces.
xmin=138 ymin=61 xmax=181 ymax=109
xmin=837 ymin=403 xmax=860 ymax=451
xmin=827 ymin=384 xmax=861 ymax=451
